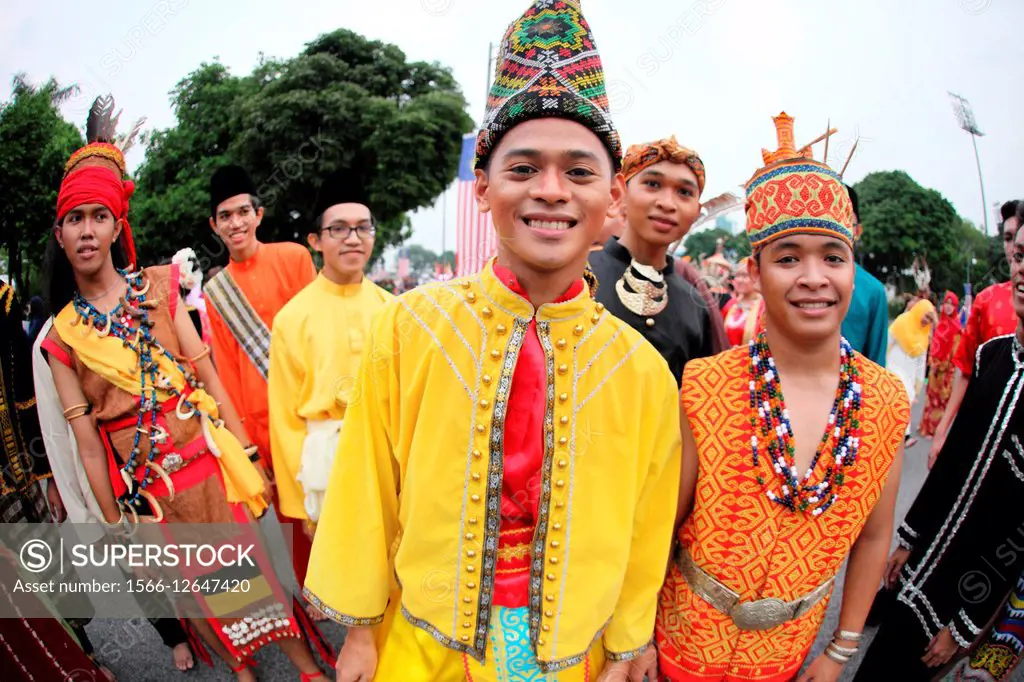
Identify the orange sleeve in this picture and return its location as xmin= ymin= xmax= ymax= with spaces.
xmin=953 ymin=295 xmax=985 ymax=377
xmin=294 ymin=246 xmax=317 ymax=293
xmin=204 ymin=292 xmax=245 ymax=420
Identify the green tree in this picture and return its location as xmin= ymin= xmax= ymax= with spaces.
xmin=682 ymin=227 xmax=750 ymax=262
xmin=404 ymin=244 xmax=439 ymax=272
xmin=0 ymin=75 xmax=83 ymax=294
xmin=132 ymin=61 xmax=261 ymax=268
xmin=135 ymin=29 xmax=473 ymax=268
xmin=854 ymin=171 xmax=967 ymax=294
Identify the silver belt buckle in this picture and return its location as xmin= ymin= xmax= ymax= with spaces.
xmin=730 ymin=597 xmax=794 ymax=631
xmin=161 ymin=452 xmax=184 ymax=473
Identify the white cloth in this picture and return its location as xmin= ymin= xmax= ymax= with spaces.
xmin=296 ymin=419 xmax=343 ymax=522
xmin=886 ymin=338 xmax=927 ymax=405
xmin=32 ymin=319 xmax=105 ymax=538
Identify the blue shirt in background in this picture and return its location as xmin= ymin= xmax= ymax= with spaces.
xmin=842 ymin=263 xmax=889 ymax=367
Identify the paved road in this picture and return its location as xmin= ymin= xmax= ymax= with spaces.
xmin=85 ymin=405 xmax=1022 ymax=681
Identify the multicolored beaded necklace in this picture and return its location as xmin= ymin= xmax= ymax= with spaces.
xmin=72 ymin=267 xmax=204 ymax=515
xmin=747 ymin=331 xmax=862 ymax=516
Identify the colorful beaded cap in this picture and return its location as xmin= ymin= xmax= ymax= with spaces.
xmin=474 ymin=0 xmax=622 ymax=170
xmin=745 ymin=112 xmax=853 ymax=250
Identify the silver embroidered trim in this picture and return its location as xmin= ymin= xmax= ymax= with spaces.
xmin=301 ymin=587 xmax=383 ymax=627
xmin=948 ymin=620 xmax=972 ymax=649
xmin=900 ymin=355 xmax=1024 ymax=632
xmin=577 ymin=338 xmax=645 ymax=411
xmin=958 ymin=608 xmax=982 ymax=635
xmin=900 ymin=522 xmax=919 ymax=540
xmin=398 ymin=297 xmax=473 ymax=398
xmin=575 ymin=327 xmax=623 ymax=381
xmin=471 ymin=318 xmax=529 ymax=661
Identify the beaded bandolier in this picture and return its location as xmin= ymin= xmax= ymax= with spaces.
xmin=69 ymin=268 xmax=214 ymax=521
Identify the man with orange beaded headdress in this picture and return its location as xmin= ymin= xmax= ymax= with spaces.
xmin=305 ymin=2 xmax=682 ymax=681
xmin=653 ymin=112 xmax=909 ymax=682
xmin=588 ymin=136 xmax=715 ymax=385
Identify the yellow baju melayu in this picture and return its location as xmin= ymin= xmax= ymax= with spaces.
xmin=268 ymin=274 xmax=392 ymax=523
xmin=304 ymin=260 xmax=682 ymax=680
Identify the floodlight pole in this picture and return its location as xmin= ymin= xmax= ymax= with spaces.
xmin=949 ymin=92 xmax=990 ymax=237
xmin=969 ymin=134 xmax=989 ymax=237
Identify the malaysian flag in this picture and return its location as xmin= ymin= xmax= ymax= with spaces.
xmin=397 ymin=247 xmax=410 ymax=280
xmin=456 ymin=132 xmax=497 ymax=276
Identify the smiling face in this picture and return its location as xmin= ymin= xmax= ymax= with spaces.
xmin=622 ymin=160 xmax=701 ymax=248
xmin=750 ymin=234 xmax=855 ymax=344
xmin=1011 ymin=226 xmax=1024 ymax=322
xmin=475 ymin=118 xmax=623 ymax=276
xmin=310 ymin=203 xmax=375 ymax=280
xmin=210 ymin=194 xmax=263 ymax=257
xmin=733 ymin=269 xmax=753 ymax=297
xmin=56 ymin=203 xmax=122 ymax=277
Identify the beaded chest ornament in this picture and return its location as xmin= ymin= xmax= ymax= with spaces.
xmin=747 ymin=331 xmax=862 ymax=515
xmin=71 ymin=268 xmax=212 ymax=522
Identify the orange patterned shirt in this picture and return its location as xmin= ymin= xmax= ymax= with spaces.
xmin=656 ymin=346 xmax=909 ymax=682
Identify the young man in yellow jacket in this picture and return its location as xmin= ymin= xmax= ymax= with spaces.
xmin=304 ymin=1 xmax=682 ymax=680
xmin=268 ymin=170 xmax=392 ymax=593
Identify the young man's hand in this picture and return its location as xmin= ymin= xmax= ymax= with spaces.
xmin=336 ymin=626 xmax=377 ymax=682
xmin=922 ymin=627 xmax=961 ymax=668
xmin=928 ymin=429 xmax=947 ymax=469
xmin=46 ymin=480 xmax=66 ymax=522
xmin=884 ymin=547 xmax=911 ymax=589
xmin=598 ymin=646 xmax=657 ymax=681
xmin=796 ymin=654 xmax=844 ymax=681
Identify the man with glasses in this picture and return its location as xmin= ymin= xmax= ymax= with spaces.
xmin=268 ymin=171 xmax=391 ymax=594
xmin=204 ymin=164 xmax=318 ymax=585
xmin=840 ymin=184 xmax=889 ymax=367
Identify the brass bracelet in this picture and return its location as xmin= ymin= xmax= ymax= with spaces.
xmin=64 ymin=407 xmax=91 ymax=422
xmin=188 ymin=346 xmax=211 ymax=364
xmin=63 ymin=403 xmax=89 ymax=419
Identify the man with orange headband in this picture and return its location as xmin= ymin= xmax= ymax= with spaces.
xmin=654 ymin=113 xmax=908 ymax=682
xmin=588 ymin=136 xmax=714 ymax=385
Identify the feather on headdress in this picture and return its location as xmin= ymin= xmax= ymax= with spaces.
xmin=64 ymin=95 xmax=146 ymax=177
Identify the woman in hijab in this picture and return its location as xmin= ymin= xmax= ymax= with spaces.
xmin=887 ymin=298 xmax=938 ymax=448
xmin=918 ymin=291 xmax=962 ymax=438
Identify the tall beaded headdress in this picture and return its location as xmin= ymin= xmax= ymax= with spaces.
xmin=474 ymin=0 xmax=622 ymax=171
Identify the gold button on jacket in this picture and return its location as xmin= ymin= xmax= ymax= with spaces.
xmin=305 ymin=261 xmax=682 ymax=671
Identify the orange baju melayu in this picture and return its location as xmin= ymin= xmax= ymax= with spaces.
xmin=205 ymin=241 xmax=317 ymax=582
xmin=655 ymin=347 xmax=909 ymax=681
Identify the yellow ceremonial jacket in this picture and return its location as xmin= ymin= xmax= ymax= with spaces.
xmin=305 ymin=260 xmax=682 ymax=672
xmin=268 ymin=275 xmax=393 ymax=520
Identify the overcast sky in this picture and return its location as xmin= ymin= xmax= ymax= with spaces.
xmin=3 ymin=0 xmax=1020 ymax=258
